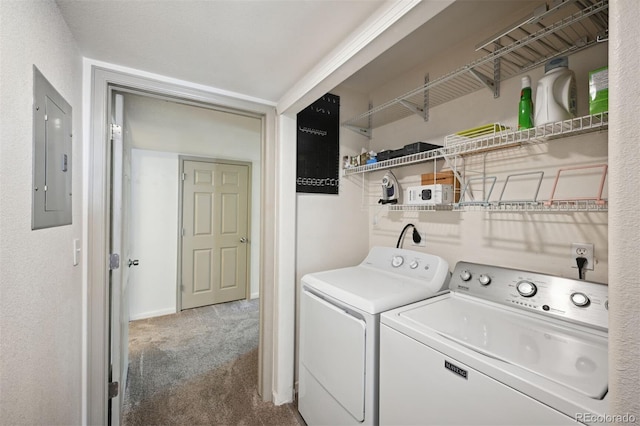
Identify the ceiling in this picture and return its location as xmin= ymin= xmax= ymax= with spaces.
xmin=56 ymin=0 xmax=544 ymax=107
xmin=56 ymin=0 xmax=386 ymax=104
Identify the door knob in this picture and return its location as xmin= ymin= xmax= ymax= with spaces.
xmin=240 ymin=237 xmax=247 ymax=243
xmin=128 ymin=259 xmax=139 ymax=267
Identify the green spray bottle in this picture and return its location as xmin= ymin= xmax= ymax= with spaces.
xmin=518 ymin=75 xmax=534 ymax=130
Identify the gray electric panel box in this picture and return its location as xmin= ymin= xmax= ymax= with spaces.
xmin=32 ymin=66 xmax=72 ymax=229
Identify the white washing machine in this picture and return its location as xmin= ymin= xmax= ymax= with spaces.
xmin=380 ymin=261 xmax=609 ymax=425
xmin=298 ymin=246 xmax=450 ymax=426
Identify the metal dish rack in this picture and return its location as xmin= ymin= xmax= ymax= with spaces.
xmin=342 ymin=0 xmax=609 ymax=135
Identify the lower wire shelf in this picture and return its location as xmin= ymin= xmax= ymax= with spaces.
xmin=453 ymin=200 xmax=608 ymax=212
xmin=378 ymin=200 xmax=608 ymax=212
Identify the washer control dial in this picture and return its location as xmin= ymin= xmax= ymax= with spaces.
xmin=478 ymin=274 xmax=491 ymax=286
xmin=517 ymin=280 xmax=537 ymax=297
xmin=571 ymin=292 xmax=590 ymax=307
xmin=409 ymin=260 xmax=419 ymax=269
xmin=460 ymin=270 xmax=472 ymax=281
xmin=391 ymin=256 xmax=404 ymax=268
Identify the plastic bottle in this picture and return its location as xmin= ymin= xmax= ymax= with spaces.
xmin=518 ymin=75 xmax=534 ymax=130
xmin=534 ymin=56 xmax=577 ymax=126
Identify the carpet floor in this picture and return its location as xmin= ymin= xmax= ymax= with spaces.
xmin=123 ymin=299 xmax=301 ymax=426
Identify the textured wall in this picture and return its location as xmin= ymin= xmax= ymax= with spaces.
xmin=609 ymin=1 xmax=640 ymax=422
xmin=0 ymin=1 xmax=83 ymax=424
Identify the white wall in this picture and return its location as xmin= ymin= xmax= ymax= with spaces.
xmin=609 ymin=0 xmax=640 ymax=420
xmin=363 ymin=39 xmax=609 ymax=283
xmin=123 ymin=94 xmax=262 ymax=319
xmin=129 ymin=150 xmax=180 ymax=319
xmin=0 ymin=1 xmax=83 ymax=424
xmin=295 ymin=87 xmax=371 ymax=285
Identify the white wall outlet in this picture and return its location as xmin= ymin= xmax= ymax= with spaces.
xmin=411 ymin=232 xmax=426 ymax=247
xmin=571 ymin=242 xmax=594 ymax=270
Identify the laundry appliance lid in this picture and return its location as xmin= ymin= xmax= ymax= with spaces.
xmin=302 ymin=265 xmax=447 ymax=314
xmin=395 ymin=295 xmax=608 ymax=399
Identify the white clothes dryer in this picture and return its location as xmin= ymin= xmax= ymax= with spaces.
xmin=297 ymin=246 xmax=450 ymax=426
xmin=380 ymin=261 xmax=609 ymax=425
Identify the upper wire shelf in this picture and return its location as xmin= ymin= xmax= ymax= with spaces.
xmin=342 ymin=112 xmax=608 ymax=176
xmin=342 ymin=0 xmax=609 ymax=133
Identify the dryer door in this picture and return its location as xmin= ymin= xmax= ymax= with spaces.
xmin=300 ymin=289 xmax=366 ymax=421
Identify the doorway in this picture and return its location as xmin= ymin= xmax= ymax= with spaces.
xmin=116 ymin=91 xmax=260 ymax=424
xmin=87 ymin=65 xmax=278 ymax=425
xmin=124 ymin=93 xmax=262 ymax=321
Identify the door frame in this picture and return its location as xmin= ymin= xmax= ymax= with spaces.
xmin=85 ymin=64 xmax=278 ymax=425
xmin=177 ymin=156 xmax=253 ymax=311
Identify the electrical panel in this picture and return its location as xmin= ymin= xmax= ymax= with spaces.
xmin=32 ymin=65 xmax=72 ymax=229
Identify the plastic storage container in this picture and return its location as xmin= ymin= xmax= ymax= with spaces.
xmin=534 ymin=57 xmax=577 ymax=125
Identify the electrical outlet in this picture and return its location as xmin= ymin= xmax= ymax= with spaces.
xmin=411 ymin=232 xmax=426 ymax=247
xmin=571 ymin=243 xmax=594 ymax=270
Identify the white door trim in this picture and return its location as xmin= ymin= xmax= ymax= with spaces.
xmin=83 ymin=60 xmax=277 ymax=424
xmin=177 ymin=156 xmax=253 ymax=311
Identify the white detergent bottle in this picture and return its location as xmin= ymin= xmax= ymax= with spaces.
xmin=534 ymin=56 xmax=577 ymax=125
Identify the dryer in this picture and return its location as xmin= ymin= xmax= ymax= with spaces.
xmin=380 ymin=261 xmax=609 ymax=425
xmin=298 ymin=246 xmax=450 ymax=426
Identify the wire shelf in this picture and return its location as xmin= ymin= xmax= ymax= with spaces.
xmin=452 ymin=199 xmax=608 ymax=212
xmin=387 ymin=204 xmax=454 ymax=212
xmin=342 ymin=0 xmax=609 ymax=132
xmin=343 ymin=112 xmax=608 ymax=176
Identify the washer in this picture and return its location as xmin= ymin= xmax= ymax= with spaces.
xmin=298 ymin=246 xmax=450 ymax=426
xmin=380 ymin=261 xmax=609 ymax=425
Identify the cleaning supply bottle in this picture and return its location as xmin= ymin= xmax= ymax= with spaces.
xmin=518 ymin=75 xmax=534 ymax=130
xmin=534 ymin=56 xmax=577 ymax=125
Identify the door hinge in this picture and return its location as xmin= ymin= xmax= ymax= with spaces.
xmin=181 ymin=228 xmax=185 ymax=237
xmin=181 ymin=172 xmax=186 ymax=181
xmin=109 ymin=253 xmax=120 ymax=270
xmin=110 ymin=123 xmax=122 ymax=139
xmin=108 ymin=381 xmax=119 ymax=398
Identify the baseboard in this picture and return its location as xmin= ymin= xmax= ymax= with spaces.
xmin=250 ymin=292 xmax=259 ymax=300
xmin=129 ymin=307 xmax=176 ymax=321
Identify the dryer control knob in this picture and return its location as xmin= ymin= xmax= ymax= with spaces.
xmin=391 ymin=256 xmax=404 ymax=268
xmin=517 ymin=280 xmax=537 ymax=297
xmin=571 ymin=292 xmax=590 ymax=307
xmin=409 ymin=260 xmax=419 ymax=269
xmin=460 ymin=270 xmax=472 ymax=281
xmin=478 ymin=274 xmax=491 ymax=286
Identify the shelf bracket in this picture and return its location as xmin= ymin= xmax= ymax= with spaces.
xmin=493 ymin=43 xmax=501 ymax=99
xmin=397 ymin=74 xmax=430 ymax=121
xmin=469 ymin=68 xmax=499 ymax=98
xmin=423 ymin=73 xmax=429 ymax=122
xmin=398 ymin=99 xmax=426 ymax=120
xmin=344 ymin=101 xmax=373 ymax=139
xmin=344 ymin=125 xmax=371 ymax=138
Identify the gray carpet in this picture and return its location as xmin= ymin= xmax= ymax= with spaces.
xmin=123 ymin=299 xmax=301 ymax=425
